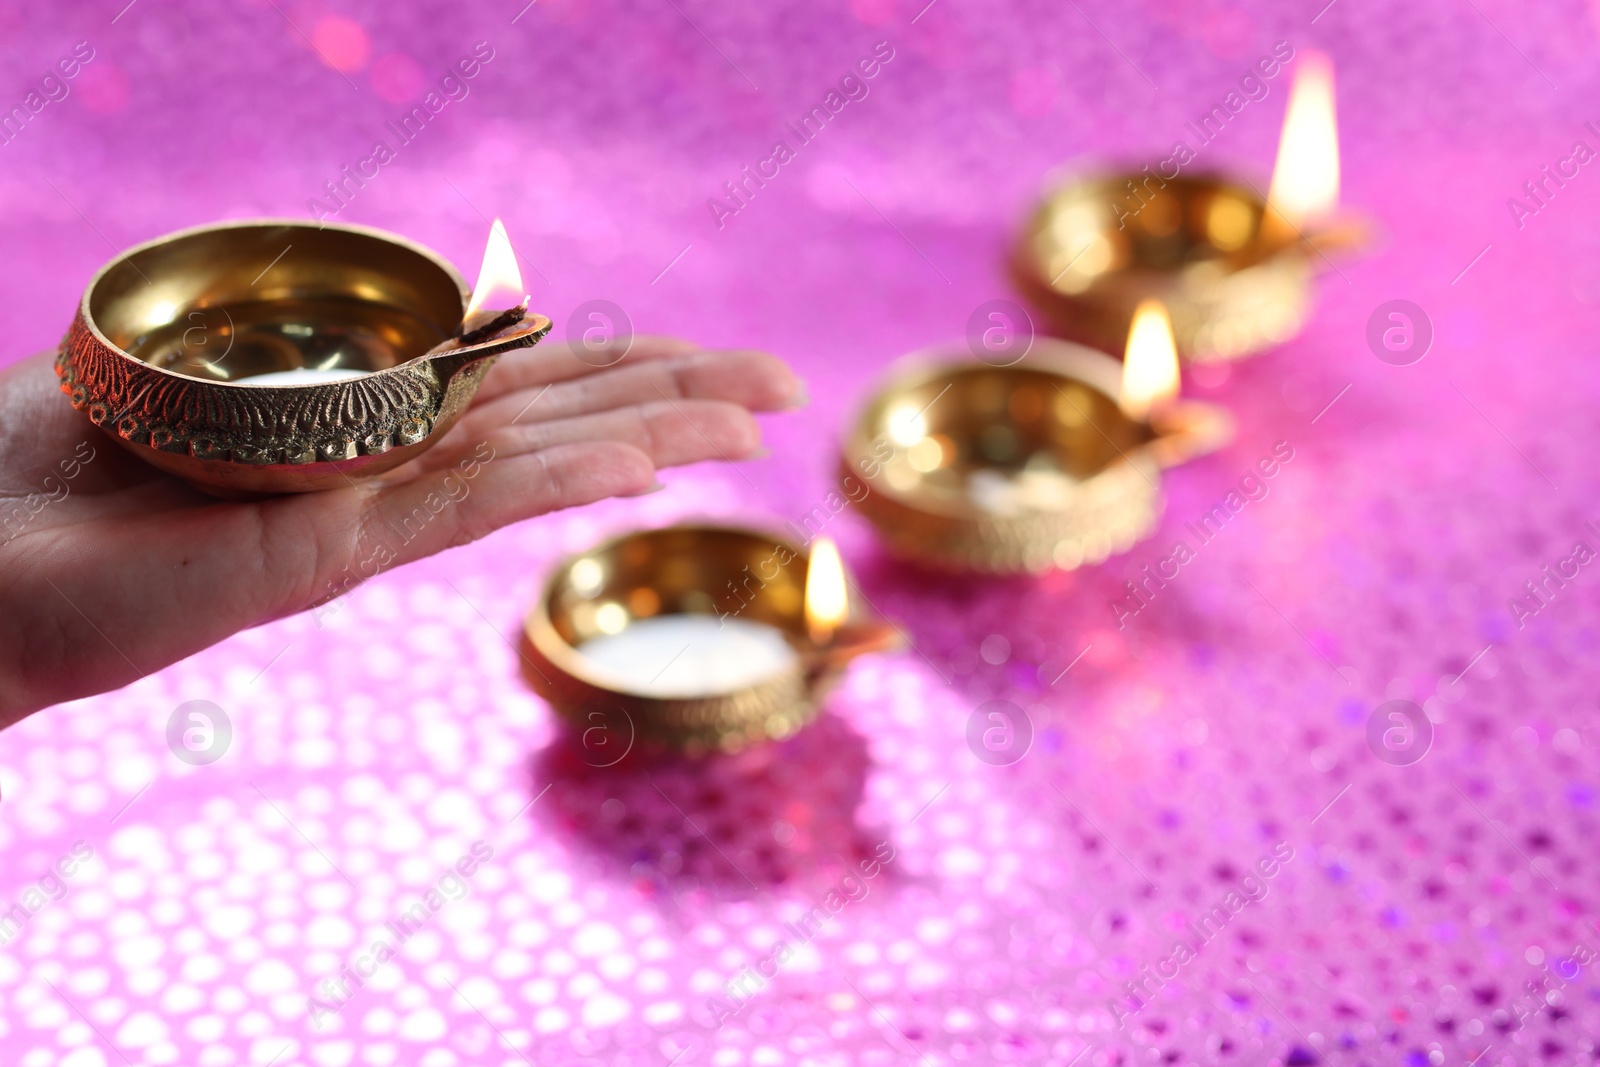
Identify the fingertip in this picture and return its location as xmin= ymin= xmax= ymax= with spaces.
xmin=784 ymin=376 xmax=809 ymax=410
xmin=730 ymin=409 xmax=764 ymax=456
xmin=690 ymin=350 xmax=803 ymax=412
xmin=756 ymin=352 xmax=806 ymax=411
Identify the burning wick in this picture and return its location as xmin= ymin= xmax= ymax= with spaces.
xmin=457 ymin=303 xmax=528 ymax=346
xmin=805 ymin=537 xmax=849 ymax=645
xmin=458 ymin=217 xmax=530 ymax=343
xmin=1266 ymin=50 xmax=1340 ymax=230
xmin=1120 ymin=299 xmax=1181 ymax=421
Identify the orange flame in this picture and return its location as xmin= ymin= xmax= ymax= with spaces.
xmin=465 ymin=218 xmax=527 ymax=318
xmin=805 ymin=537 xmax=849 ymax=644
xmin=1267 ymin=51 xmax=1340 ymax=227
xmin=1120 ymin=299 xmax=1181 ymax=420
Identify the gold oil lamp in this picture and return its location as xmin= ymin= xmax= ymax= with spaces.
xmin=843 ymin=308 xmax=1232 ymax=575
xmin=521 ymin=526 xmax=897 ymax=756
xmin=1012 ymin=52 xmax=1366 ymax=362
xmin=55 ymin=217 xmax=546 ymax=496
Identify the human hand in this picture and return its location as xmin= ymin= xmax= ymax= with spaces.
xmin=0 ymin=338 xmax=802 ymax=726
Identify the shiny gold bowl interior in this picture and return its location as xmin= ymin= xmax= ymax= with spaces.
xmin=847 ymin=354 xmax=1153 ymax=515
xmin=541 ymin=525 xmax=809 ymax=659
xmin=1025 ymin=173 xmax=1293 ymax=288
xmin=89 ymin=221 xmax=464 ymax=382
xmin=1013 ymin=173 xmax=1312 ymax=361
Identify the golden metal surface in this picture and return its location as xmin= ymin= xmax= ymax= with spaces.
xmin=841 ymin=340 xmax=1234 ymax=575
xmin=54 ymin=219 xmax=550 ymax=495
xmin=1012 ymin=173 xmax=1322 ymax=362
xmin=522 ymin=525 xmax=895 ymax=756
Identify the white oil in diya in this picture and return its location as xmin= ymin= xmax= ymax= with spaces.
xmin=576 ymin=615 xmax=800 ymax=698
xmin=242 ymin=367 xmax=374 ymax=385
xmin=569 ymin=534 xmax=851 ymax=699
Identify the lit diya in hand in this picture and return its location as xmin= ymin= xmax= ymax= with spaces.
xmin=55 ymin=217 xmax=545 ymax=495
xmin=1012 ymin=52 xmax=1367 ymax=362
xmin=843 ymin=303 xmax=1232 ymax=574
xmin=521 ymin=527 xmax=897 ymax=756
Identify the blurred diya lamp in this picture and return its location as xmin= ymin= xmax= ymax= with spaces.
xmin=55 ymin=216 xmax=548 ymax=496
xmin=520 ymin=526 xmax=898 ymax=757
xmin=843 ymin=306 xmax=1233 ymax=575
xmin=1011 ymin=52 xmax=1368 ymax=363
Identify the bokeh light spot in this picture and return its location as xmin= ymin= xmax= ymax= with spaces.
xmin=311 ymin=15 xmax=370 ymax=74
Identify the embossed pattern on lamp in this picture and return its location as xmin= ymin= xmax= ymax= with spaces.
xmin=521 ymin=525 xmax=897 ymax=756
xmin=842 ymin=313 xmax=1232 ymax=576
xmin=1012 ymin=53 xmax=1367 ymax=363
xmin=54 ymin=218 xmax=549 ymax=496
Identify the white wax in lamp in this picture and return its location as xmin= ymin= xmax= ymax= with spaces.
xmin=239 ymin=368 xmax=373 ymax=386
xmin=968 ymin=459 xmax=1080 ymax=516
xmin=576 ymin=615 xmax=799 ymax=698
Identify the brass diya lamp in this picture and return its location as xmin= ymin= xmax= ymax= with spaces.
xmin=842 ymin=310 xmax=1232 ymax=575
xmin=1011 ymin=52 xmax=1366 ymax=362
xmin=521 ymin=525 xmax=897 ymax=756
xmin=55 ymin=217 xmax=546 ymax=496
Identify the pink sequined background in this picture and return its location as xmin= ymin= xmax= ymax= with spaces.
xmin=2 ymin=0 xmax=1599 ymax=1064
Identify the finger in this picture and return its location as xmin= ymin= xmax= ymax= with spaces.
xmin=455 ymin=399 xmax=761 ymax=474
xmin=412 ymin=398 xmax=760 ymax=477
xmin=472 ymin=340 xmax=803 ymax=415
xmin=472 ymin=335 xmax=701 ymax=405
xmin=446 ymin=352 xmax=793 ymax=448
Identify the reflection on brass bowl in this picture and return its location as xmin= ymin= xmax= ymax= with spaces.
xmin=1012 ymin=173 xmax=1361 ymax=362
xmin=842 ymin=340 xmax=1233 ymax=575
xmin=54 ymin=219 xmax=551 ymax=496
xmin=521 ymin=525 xmax=895 ymax=757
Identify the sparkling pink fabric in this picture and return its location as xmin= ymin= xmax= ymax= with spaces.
xmin=3 ymin=1 xmax=1600 ymax=1064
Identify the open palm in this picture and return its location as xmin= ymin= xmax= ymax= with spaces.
xmin=0 ymin=338 xmax=801 ymax=727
